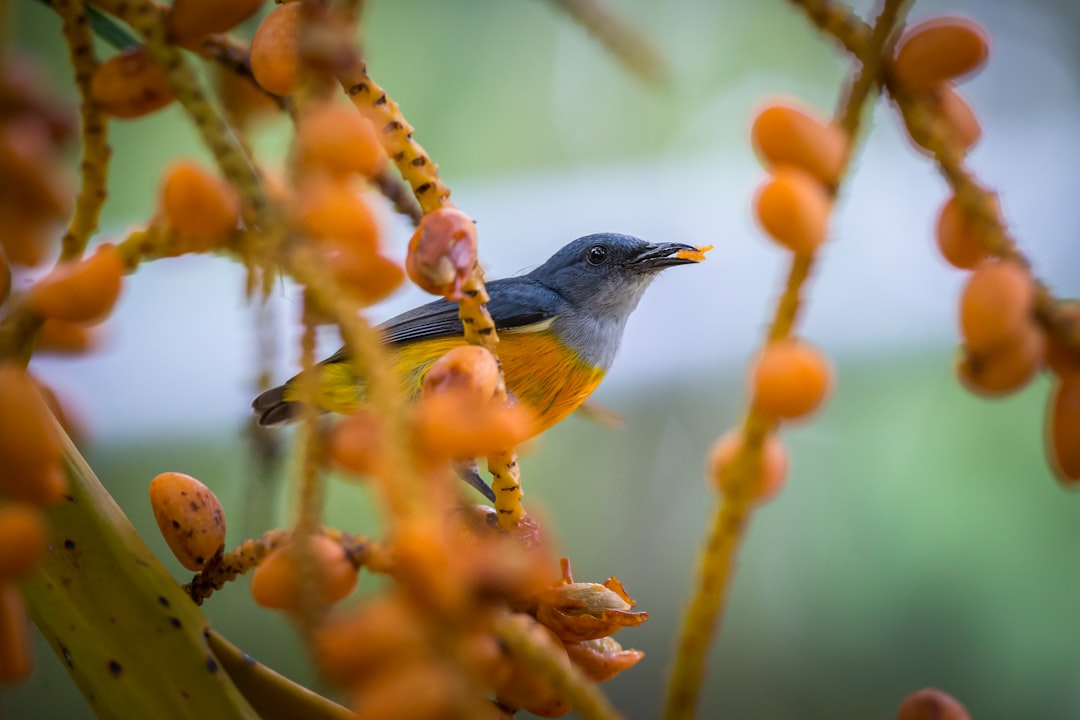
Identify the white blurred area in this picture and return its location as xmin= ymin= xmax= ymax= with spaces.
xmin=26 ymin=0 xmax=1080 ymax=442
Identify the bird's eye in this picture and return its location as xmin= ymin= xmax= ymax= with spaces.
xmin=586 ymin=245 xmax=608 ymax=266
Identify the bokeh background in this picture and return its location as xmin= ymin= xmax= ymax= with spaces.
xmin=6 ymin=0 xmax=1080 ymax=717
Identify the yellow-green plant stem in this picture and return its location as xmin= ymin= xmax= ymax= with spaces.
xmin=494 ymin=613 xmax=622 ymax=720
xmin=54 ymin=0 xmax=111 ymax=262
xmin=21 ymin=428 xmax=259 ymax=719
xmin=662 ymin=3 xmax=908 ymax=718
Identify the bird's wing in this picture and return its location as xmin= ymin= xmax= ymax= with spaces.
xmin=321 ymin=278 xmax=565 ymax=365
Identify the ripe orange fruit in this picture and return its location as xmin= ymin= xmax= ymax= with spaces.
xmin=936 ymin=84 xmax=981 ymax=152
xmin=495 ymin=616 xmax=571 ymax=715
xmin=956 ymin=324 xmax=1044 ymax=398
xmin=1047 ymin=375 xmax=1080 ymax=483
xmin=708 ymin=429 xmax=788 ymax=502
xmin=0 ymin=245 xmax=9 ymax=305
xmin=160 ymin=160 xmax=240 ymax=247
xmin=935 ymin=194 xmax=998 ymax=270
xmin=295 ymin=177 xmax=379 ymax=256
xmin=250 ymin=2 xmax=303 ymax=96
xmin=296 ymin=103 xmax=386 ymax=178
xmin=90 ymin=46 xmax=174 ymax=119
xmin=324 ymin=245 xmax=404 ymax=306
xmin=166 ymin=0 xmax=265 ymax=46
xmin=958 ymin=260 xmax=1034 ymax=352
xmin=0 ymin=364 xmax=65 ymax=507
xmin=328 ymin=411 xmax=383 ymax=478
xmin=148 ymin=472 xmax=227 ymax=571
xmin=0 ymin=583 xmax=31 ymax=683
xmin=313 ymin=595 xmax=428 ymax=685
xmin=250 ymin=535 xmax=358 ymax=611
xmin=28 ymin=244 xmax=124 ymax=325
xmin=0 ymin=505 xmax=47 ymax=580
xmin=35 ymin=319 xmax=99 ymax=355
xmin=421 ymin=346 xmax=501 ymax=405
xmin=406 ymin=207 xmax=479 ymax=299
xmin=1045 ymin=301 xmax=1080 ymax=378
xmin=750 ymin=101 xmax=848 ymax=186
xmin=893 ymin=17 xmax=990 ymax=93
xmin=896 ymin=688 xmax=971 ymax=720
xmin=753 ymin=167 xmax=832 ymax=255
xmin=750 ymin=338 xmax=832 ymax=420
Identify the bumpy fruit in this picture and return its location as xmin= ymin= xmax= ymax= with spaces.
xmin=750 ymin=338 xmax=832 ymax=420
xmin=28 ymin=244 xmax=124 ymax=324
xmin=751 ymin=101 xmax=847 ymax=186
xmin=406 ymin=207 xmax=478 ymax=299
xmin=708 ymin=429 xmax=788 ymax=502
xmin=90 ymin=46 xmax=174 ymax=119
xmin=893 ymin=17 xmax=990 ymax=93
xmin=250 ymin=2 xmax=303 ymax=96
xmin=148 ymin=472 xmax=227 ymax=571
xmin=251 ymin=535 xmax=358 ymax=611
xmin=160 ymin=161 xmax=240 ymax=247
xmin=754 ymin=167 xmax=832 ymax=254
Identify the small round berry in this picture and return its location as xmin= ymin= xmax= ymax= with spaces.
xmin=250 ymin=535 xmax=358 ymax=611
xmin=750 ymin=338 xmax=833 ymax=420
xmin=893 ymin=17 xmax=990 ymax=93
xmin=160 ymin=161 xmax=241 ymax=248
xmin=958 ymin=260 xmax=1034 ymax=352
xmin=167 ymin=0 xmax=265 ymax=46
xmin=751 ymin=101 xmax=848 ymax=186
xmin=149 ymin=472 xmax=227 ymax=571
xmin=753 ymin=167 xmax=832 ymax=255
xmin=90 ymin=46 xmax=174 ymax=119
xmin=708 ymin=429 xmax=788 ymax=502
xmin=296 ymin=103 xmax=386 ymax=178
xmin=0 ymin=504 xmax=47 ymax=580
xmin=956 ymin=324 xmax=1044 ymax=398
xmin=28 ymin=244 xmax=124 ymax=325
xmin=250 ymin=3 xmax=303 ymax=96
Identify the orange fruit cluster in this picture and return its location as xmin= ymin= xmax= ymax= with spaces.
xmin=148 ymin=472 xmax=227 ymax=572
xmin=0 ymin=58 xmax=76 ymax=268
xmin=892 ymin=17 xmax=990 ymax=155
xmin=157 ymin=160 xmax=241 ymax=253
xmin=250 ymin=534 xmax=358 ymax=612
xmin=406 ymin=207 xmax=479 ymax=300
xmin=0 ymin=363 xmax=64 ymax=683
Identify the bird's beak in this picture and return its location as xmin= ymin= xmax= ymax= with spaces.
xmin=628 ymin=242 xmax=706 ymax=271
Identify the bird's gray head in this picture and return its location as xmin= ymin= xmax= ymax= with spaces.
xmin=528 ymin=233 xmax=702 ymax=320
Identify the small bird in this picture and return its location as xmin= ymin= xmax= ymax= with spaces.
xmin=253 ymin=233 xmax=705 ymax=490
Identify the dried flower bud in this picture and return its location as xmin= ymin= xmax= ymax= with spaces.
xmin=536 ymin=567 xmax=647 ymax=643
xmin=406 ymin=207 xmax=478 ymax=299
xmin=563 ymin=636 xmax=644 ymax=683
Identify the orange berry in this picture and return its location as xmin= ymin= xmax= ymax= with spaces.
xmin=750 ymin=338 xmax=832 ymax=420
xmin=0 ymin=364 xmax=65 ymax=506
xmin=1045 ymin=301 xmax=1080 ymax=378
xmin=708 ymin=429 xmax=788 ymax=502
xmin=421 ymin=345 xmax=501 ymax=405
xmin=324 ymin=245 xmax=404 ymax=306
xmin=406 ymin=207 xmax=478 ymax=299
xmin=414 ymin=393 xmax=535 ymax=462
xmin=160 ymin=161 xmax=240 ymax=247
xmin=0 ymin=583 xmax=31 ymax=684
xmin=251 ymin=535 xmax=358 ymax=611
xmin=0 ymin=246 xmax=9 ymax=305
xmin=35 ymin=319 xmax=99 ymax=355
xmin=957 ymin=323 xmax=1044 ymax=398
xmin=296 ymin=103 xmax=386 ymax=178
xmin=250 ymin=2 xmax=303 ymax=96
xmin=90 ymin=46 xmax=174 ymax=119
xmin=936 ymin=84 xmax=981 ymax=152
xmin=0 ymin=118 xmax=71 ymax=219
xmin=166 ymin=0 xmax=265 ymax=46
xmin=750 ymin=101 xmax=848 ymax=186
xmin=958 ymin=260 xmax=1034 ymax=352
xmin=0 ymin=205 xmax=52 ymax=267
xmin=935 ymin=194 xmax=999 ymax=270
xmin=495 ymin=616 xmax=571 ymax=715
xmin=313 ymin=595 xmax=428 ymax=685
xmin=148 ymin=472 xmax=227 ymax=571
xmin=896 ymin=688 xmax=971 ymax=720
xmin=0 ymin=504 xmax=47 ymax=580
xmin=28 ymin=244 xmax=124 ymax=325
xmin=1047 ymin=375 xmax=1080 ymax=483
xmin=328 ymin=411 xmax=383 ymax=478
xmin=295 ymin=177 xmax=379 ymax=256
xmin=893 ymin=17 xmax=990 ymax=93
xmin=349 ymin=663 xmax=465 ymax=720
xmin=215 ymin=65 xmax=279 ymax=128
xmin=753 ymin=167 xmax=832 ymax=254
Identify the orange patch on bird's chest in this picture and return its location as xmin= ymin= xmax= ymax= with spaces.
xmin=391 ymin=332 xmax=605 ymax=434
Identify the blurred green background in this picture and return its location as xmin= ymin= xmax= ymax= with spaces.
xmin=6 ymin=0 xmax=1080 ymax=718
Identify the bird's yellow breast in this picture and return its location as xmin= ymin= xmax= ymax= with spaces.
xmin=307 ymin=332 xmax=605 ymax=435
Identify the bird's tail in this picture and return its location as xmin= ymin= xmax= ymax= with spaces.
xmin=252 ymin=385 xmax=301 ymax=426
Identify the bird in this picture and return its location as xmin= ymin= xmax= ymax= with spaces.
xmin=253 ymin=233 xmax=705 ymax=493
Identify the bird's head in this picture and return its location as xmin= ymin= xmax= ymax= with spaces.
xmin=529 ymin=233 xmax=704 ymax=319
